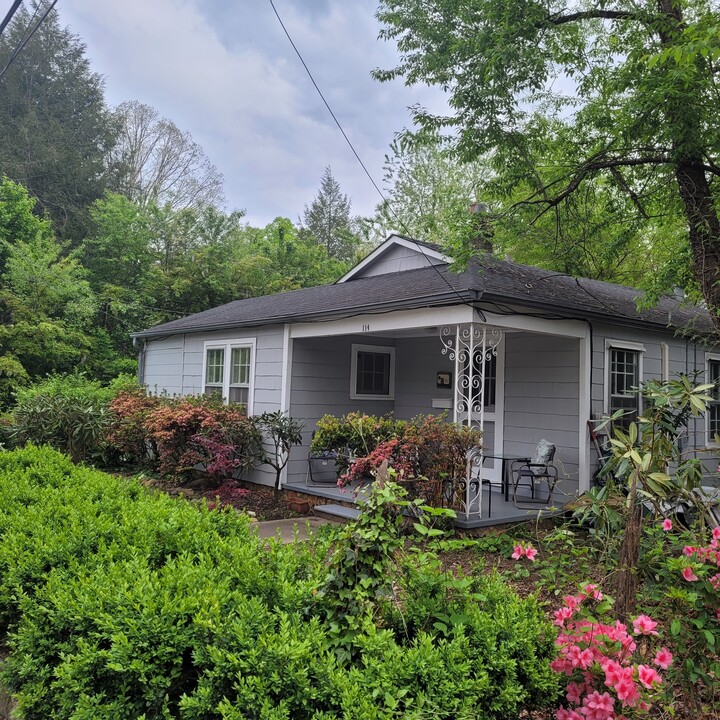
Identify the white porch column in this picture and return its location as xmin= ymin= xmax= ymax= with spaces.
xmin=578 ymin=325 xmax=592 ymax=493
xmin=439 ymin=323 xmax=503 ymax=517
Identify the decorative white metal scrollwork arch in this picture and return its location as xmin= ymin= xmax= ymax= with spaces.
xmin=438 ymin=323 xmax=503 ymax=518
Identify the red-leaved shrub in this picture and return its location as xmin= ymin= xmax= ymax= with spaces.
xmin=108 ymin=392 xmax=262 ymax=482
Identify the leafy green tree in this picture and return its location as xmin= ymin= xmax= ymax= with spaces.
xmin=302 ymin=166 xmax=361 ymax=262
xmin=375 ymin=0 xmax=720 ymax=326
xmin=0 ymin=223 xmax=98 ymax=391
xmin=0 ymin=4 xmax=116 ymax=241
xmin=373 ymin=137 xmax=490 ymax=253
xmin=249 ymin=217 xmax=349 ymax=289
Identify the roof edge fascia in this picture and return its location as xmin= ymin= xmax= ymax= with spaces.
xmin=336 ymin=234 xmax=451 ymax=283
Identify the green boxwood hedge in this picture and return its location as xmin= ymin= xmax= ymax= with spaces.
xmin=0 ymin=445 xmax=559 ymax=719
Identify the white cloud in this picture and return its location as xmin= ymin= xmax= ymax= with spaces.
xmin=62 ymin=0 xmax=449 ymax=226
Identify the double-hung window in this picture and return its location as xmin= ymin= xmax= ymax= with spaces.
xmin=203 ymin=339 xmax=255 ymax=412
xmin=706 ymin=355 xmax=720 ymax=443
xmin=351 ymin=344 xmax=395 ymax=400
xmin=606 ymin=341 xmax=644 ymax=430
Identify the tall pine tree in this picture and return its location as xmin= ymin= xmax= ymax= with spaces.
xmin=302 ymin=166 xmax=359 ymax=262
xmin=0 ymin=3 xmax=117 ymax=242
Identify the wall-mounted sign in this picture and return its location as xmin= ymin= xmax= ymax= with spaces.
xmin=436 ymin=371 xmax=452 ymax=389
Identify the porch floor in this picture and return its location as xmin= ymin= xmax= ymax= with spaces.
xmin=284 ymin=480 xmax=567 ymax=530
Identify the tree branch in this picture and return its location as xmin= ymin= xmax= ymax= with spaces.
xmin=549 ymin=10 xmax=641 ymax=26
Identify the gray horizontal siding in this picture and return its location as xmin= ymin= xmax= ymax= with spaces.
xmin=504 ymin=333 xmax=580 ymax=482
xmin=358 ymin=244 xmax=445 ymax=277
xmin=287 ymin=335 xmax=395 ymax=485
xmin=394 ymin=336 xmax=454 ymax=419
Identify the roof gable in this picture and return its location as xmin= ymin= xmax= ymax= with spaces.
xmin=337 ymin=234 xmax=450 ymax=282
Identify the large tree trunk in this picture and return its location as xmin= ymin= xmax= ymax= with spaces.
xmin=676 ymin=160 xmax=720 ymax=332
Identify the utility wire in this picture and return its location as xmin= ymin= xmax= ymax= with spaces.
xmin=0 ymin=0 xmax=57 ymax=83
xmin=0 ymin=0 xmax=23 ymax=38
xmin=268 ymin=0 xmax=480 ymax=315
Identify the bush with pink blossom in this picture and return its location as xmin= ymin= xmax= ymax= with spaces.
xmin=551 ymin=584 xmax=670 ymax=720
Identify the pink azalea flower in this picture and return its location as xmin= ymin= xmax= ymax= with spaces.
xmin=524 ymin=545 xmax=538 ymax=561
xmin=556 ymin=709 xmax=583 ymax=720
xmin=615 ymin=676 xmax=640 ymax=705
xmin=710 ymin=573 xmax=720 ymax=591
xmin=566 ymin=681 xmax=584 ymax=705
xmin=654 ymin=647 xmax=673 ymax=670
xmin=554 ymin=606 xmax=574 ymax=626
xmin=632 ymin=614 xmax=659 ymax=636
xmin=682 ymin=566 xmax=699 ymax=582
xmin=511 ymin=543 xmax=524 ymax=560
xmin=563 ymin=594 xmax=580 ymax=609
xmin=712 ymin=526 xmax=720 ymax=540
xmin=582 ymin=691 xmax=615 ymax=720
xmin=661 ymin=518 xmax=673 ymax=531
xmin=637 ymin=664 xmax=662 ymax=689
xmin=582 ymin=583 xmax=603 ymax=601
xmin=683 ymin=545 xmax=696 ymax=556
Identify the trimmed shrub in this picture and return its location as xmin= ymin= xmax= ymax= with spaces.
xmin=8 ymin=372 xmax=141 ymax=463
xmin=0 ymin=446 xmax=559 ymax=720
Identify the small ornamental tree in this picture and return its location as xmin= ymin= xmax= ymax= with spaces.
xmin=255 ymin=410 xmax=305 ymax=496
xmin=601 ymin=376 xmax=715 ymax=618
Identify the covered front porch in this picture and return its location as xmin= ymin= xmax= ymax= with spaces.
xmin=279 ymin=304 xmax=591 ymax=528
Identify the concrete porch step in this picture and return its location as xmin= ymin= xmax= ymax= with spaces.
xmin=313 ymin=504 xmax=361 ymax=523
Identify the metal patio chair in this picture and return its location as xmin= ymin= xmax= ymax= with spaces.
xmin=511 ymin=439 xmax=558 ymax=507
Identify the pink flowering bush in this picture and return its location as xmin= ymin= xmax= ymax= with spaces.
xmin=642 ymin=521 xmax=720 ymax=690
xmin=552 ymin=584 xmax=670 ymax=719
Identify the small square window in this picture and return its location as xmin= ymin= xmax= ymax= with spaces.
xmin=351 ymin=344 xmax=395 ymax=399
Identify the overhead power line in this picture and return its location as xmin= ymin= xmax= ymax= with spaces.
xmin=267 ymin=0 xmax=481 ymax=314
xmin=0 ymin=0 xmax=23 ymax=38
xmin=0 ymin=0 xmax=58 ymax=83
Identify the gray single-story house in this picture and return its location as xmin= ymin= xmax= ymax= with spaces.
xmin=132 ymin=234 xmax=719 ymax=525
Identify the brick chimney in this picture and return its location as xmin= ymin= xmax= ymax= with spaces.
xmin=468 ymin=201 xmax=493 ymax=254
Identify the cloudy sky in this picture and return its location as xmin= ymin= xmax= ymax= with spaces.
xmin=59 ymin=0 xmax=449 ymax=227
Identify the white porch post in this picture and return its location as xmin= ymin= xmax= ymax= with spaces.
xmin=440 ymin=323 xmax=503 ymax=518
xmin=579 ymin=326 xmax=592 ymax=493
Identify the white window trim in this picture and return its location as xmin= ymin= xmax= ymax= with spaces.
xmin=705 ymin=352 xmax=720 ymax=447
xmin=201 ymin=338 xmax=256 ymax=414
xmin=350 ymin=343 xmax=395 ymax=400
xmin=604 ymin=339 xmax=645 ymax=416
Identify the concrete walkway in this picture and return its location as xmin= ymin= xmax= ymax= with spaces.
xmin=252 ymin=516 xmax=335 ymax=543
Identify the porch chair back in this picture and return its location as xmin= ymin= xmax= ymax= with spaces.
xmin=511 ymin=439 xmax=559 ymax=506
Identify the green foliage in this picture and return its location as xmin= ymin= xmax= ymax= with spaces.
xmin=312 ymin=412 xmax=407 ymax=457
xmin=302 ymin=166 xmax=362 ymax=262
xmin=0 ymin=6 xmax=116 ymax=241
xmin=7 ymin=373 xmax=134 ymax=464
xmin=0 ymin=447 xmax=559 ymax=719
xmin=603 ymin=375 xmax=715 ymax=520
xmin=255 ymin=410 xmax=305 ymax=493
xmin=372 ymin=136 xmax=491 ymax=254
xmin=638 ymin=522 xmax=720 ymax=692
xmin=374 ymin=0 xmax=720 ymax=316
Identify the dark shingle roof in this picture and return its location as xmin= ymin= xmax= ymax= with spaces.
xmin=133 ymin=257 xmax=712 ymax=338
